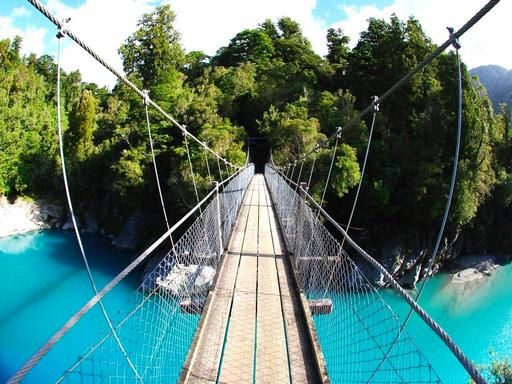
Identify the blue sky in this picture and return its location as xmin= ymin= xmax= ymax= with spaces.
xmin=1 ymin=0 xmax=510 ymax=87
xmin=313 ymin=0 xmax=393 ymax=24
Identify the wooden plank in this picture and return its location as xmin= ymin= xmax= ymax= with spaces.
xmin=255 ymin=228 xmax=289 ymax=382
xmin=255 ymin=180 xmax=289 ymax=383
xmin=275 ymin=255 xmax=321 ymax=384
xmin=183 ymin=180 xmax=255 ymax=383
xmin=264 ymin=181 xmax=322 ymax=384
xmin=218 ymin=176 xmax=260 ymax=383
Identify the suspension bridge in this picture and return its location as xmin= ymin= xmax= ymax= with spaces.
xmin=6 ymin=0 xmax=504 ymax=383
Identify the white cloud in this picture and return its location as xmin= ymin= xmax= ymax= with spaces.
xmin=12 ymin=6 xmax=30 ymax=18
xmin=168 ymin=0 xmax=327 ymax=56
xmin=44 ymin=0 xmax=157 ymax=88
xmin=329 ymin=0 xmax=511 ymax=70
xmin=0 ymin=15 xmax=47 ymax=56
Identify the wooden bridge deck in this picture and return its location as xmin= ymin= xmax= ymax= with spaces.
xmin=181 ymin=174 xmax=322 ymax=384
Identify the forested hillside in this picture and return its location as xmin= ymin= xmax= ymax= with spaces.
xmin=470 ymin=65 xmax=512 ymax=112
xmin=1 ymin=5 xmax=511 ymax=273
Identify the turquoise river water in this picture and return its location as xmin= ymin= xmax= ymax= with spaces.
xmin=0 ymin=230 xmax=511 ymax=383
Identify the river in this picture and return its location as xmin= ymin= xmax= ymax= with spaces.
xmin=0 ymin=230 xmax=510 ymax=383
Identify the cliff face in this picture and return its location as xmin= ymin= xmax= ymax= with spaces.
xmin=363 ymin=230 xmax=463 ymax=289
xmin=0 ymin=196 xmax=152 ymax=252
xmin=0 ymin=197 xmax=64 ymax=237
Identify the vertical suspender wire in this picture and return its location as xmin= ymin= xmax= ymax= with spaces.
xmin=184 ymin=133 xmax=201 ymax=206
xmin=294 ymin=159 xmax=305 ymax=192
xmin=6 ymin=32 xmax=144 ymax=384
xmin=289 ymin=162 xmax=297 ymax=183
xmin=366 ymin=40 xmax=485 ymax=384
xmin=307 ymin=153 xmax=317 ymax=191
xmin=143 ymin=91 xmax=174 ymax=248
xmin=322 ymin=103 xmax=379 ymax=297
xmin=217 ymin=156 xmax=224 ymax=182
xmin=285 ymin=165 xmax=291 ymax=180
xmin=415 ymin=40 xmax=462 ymax=304
xmin=224 ymin=161 xmax=230 ymax=178
xmin=318 ymin=136 xmax=339 ymax=213
xmin=203 ymin=146 xmax=212 ymax=181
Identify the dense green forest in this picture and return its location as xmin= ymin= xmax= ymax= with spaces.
xmin=1 ymin=5 xmax=511 ymax=265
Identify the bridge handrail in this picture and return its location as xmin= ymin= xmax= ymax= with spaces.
xmin=265 ymin=164 xmax=486 ymax=384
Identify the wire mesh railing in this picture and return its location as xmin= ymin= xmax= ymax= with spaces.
xmin=265 ymin=164 xmax=443 ymax=383
xmin=10 ymin=165 xmax=253 ymax=384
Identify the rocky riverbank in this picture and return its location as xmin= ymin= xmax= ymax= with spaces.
xmin=0 ymin=196 xmax=152 ymax=252
xmin=0 ymin=196 xmax=63 ymax=237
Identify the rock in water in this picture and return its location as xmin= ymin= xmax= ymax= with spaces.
xmin=398 ymin=264 xmax=422 ymax=289
xmin=194 ymin=266 xmax=215 ymax=289
xmin=451 ymin=268 xmax=484 ymax=284
xmin=155 ymin=264 xmax=216 ymax=295
xmin=62 ymin=215 xmax=75 ymax=230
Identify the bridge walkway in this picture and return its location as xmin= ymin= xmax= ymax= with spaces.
xmin=181 ymin=174 xmax=321 ymax=384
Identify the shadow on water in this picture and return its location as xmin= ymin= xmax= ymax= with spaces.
xmin=41 ymin=230 xmax=141 ymax=290
xmin=0 ymin=269 xmax=79 ymax=326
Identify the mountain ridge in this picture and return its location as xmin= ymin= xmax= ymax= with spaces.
xmin=469 ymin=64 xmax=512 ymax=112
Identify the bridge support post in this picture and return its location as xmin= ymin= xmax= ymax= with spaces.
xmin=214 ymin=181 xmax=223 ymax=261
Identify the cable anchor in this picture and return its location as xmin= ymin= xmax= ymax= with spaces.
xmin=371 ymin=96 xmax=380 ymax=112
xmin=447 ymin=27 xmax=461 ymax=49
xmin=142 ymin=89 xmax=150 ymax=106
xmin=335 ymin=126 xmax=343 ymax=139
xmin=56 ymin=17 xmax=70 ymax=39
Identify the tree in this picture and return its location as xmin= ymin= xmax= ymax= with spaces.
xmin=214 ymin=29 xmax=274 ymax=67
xmin=119 ymin=5 xmax=185 ymax=87
xmin=67 ymin=89 xmax=97 ymax=160
xmin=258 ymin=98 xmax=324 ymax=165
xmin=326 ymin=27 xmax=350 ymax=67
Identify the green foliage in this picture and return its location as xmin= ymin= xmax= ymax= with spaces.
xmin=470 ymin=354 xmax=512 ymax=384
xmin=332 ymin=144 xmax=360 ymax=198
xmin=258 ymin=98 xmax=324 ymax=165
xmin=112 ymin=147 xmax=145 ymax=198
xmin=67 ymin=89 xmax=97 ymax=160
xmin=0 ymin=37 xmax=59 ymax=197
xmin=214 ymin=29 xmax=274 ymax=67
xmin=1 ymin=9 xmax=510 ymax=257
xmin=326 ymin=28 xmax=350 ymax=67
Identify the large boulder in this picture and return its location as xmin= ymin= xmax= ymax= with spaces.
xmin=35 ymin=201 xmax=64 ymax=225
xmin=155 ymin=264 xmax=216 ymax=295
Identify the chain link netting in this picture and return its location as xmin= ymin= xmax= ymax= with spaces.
xmin=265 ymin=164 xmax=442 ymax=384
xmin=51 ymin=165 xmax=254 ymax=384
